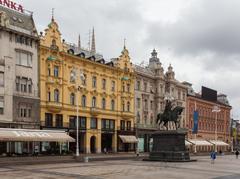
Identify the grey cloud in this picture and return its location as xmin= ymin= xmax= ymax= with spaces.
xmin=146 ymin=0 xmax=240 ymax=56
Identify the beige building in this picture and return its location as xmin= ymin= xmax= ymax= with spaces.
xmin=134 ymin=49 xmax=188 ymax=152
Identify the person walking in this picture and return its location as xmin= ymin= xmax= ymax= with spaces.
xmin=235 ymin=150 xmax=239 ymax=159
xmin=210 ymin=151 xmax=216 ymax=164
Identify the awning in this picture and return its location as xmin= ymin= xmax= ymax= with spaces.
xmin=185 ymin=140 xmax=192 ymax=146
xmin=0 ymin=128 xmax=75 ymax=142
xmin=209 ymin=140 xmax=229 ymax=146
xmin=119 ymin=135 xmax=138 ymax=143
xmin=188 ymin=139 xmax=213 ymax=146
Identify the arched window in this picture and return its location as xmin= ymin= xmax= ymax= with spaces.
xmin=82 ymin=95 xmax=86 ymax=107
xmin=122 ymin=101 xmax=125 ymax=111
xmin=111 ymin=99 xmax=115 ymax=111
xmin=92 ymin=97 xmax=96 ymax=108
xmin=70 ymin=93 xmax=75 ymax=105
xmin=137 ymin=112 xmax=140 ymax=123
xmin=127 ymin=101 xmax=130 ymax=112
xmin=150 ymin=115 xmax=153 ymax=124
xmin=102 ymin=98 xmax=106 ymax=109
xmin=52 ymin=39 xmax=56 ymax=46
xmin=54 ymin=89 xmax=59 ymax=102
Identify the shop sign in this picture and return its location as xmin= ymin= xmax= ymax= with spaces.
xmin=0 ymin=0 xmax=24 ymax=13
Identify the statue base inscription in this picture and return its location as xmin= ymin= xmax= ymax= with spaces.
xmin=144 ymin=129 xmax=194 ymax=162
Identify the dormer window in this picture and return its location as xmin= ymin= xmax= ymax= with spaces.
xmin=50 ymin=39 xmax=58 ymax=50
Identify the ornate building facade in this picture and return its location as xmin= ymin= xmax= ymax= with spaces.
xmin=39 ymin=17 xmax=135 ymax=154
xmin=186 ymin=84 xmax=232 ymax=152
xmin=134 ymin=49 xmax=188 ymax=152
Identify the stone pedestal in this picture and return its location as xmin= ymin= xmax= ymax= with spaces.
xmin=146 ymin=129 xmax=192 ymax=162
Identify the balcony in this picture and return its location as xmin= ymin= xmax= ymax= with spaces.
xmin=46 ymin=101 xmax=62 ymax=112
xmin=90 ymin=107 xmax=101 ymax=116
xmin=46 ymin=76 xmax=63 ymax=85
xmin=121 ymin=111 xmax=135 ymax=119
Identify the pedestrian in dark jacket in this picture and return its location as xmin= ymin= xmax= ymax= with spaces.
xmin=235 ymin=150 xmax=239 ymax=159
xmin=210 ymin=151 xmax=216 ymax=164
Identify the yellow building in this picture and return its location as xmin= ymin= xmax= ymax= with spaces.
xmin=39 ymin=17 xmax=135 ymax=153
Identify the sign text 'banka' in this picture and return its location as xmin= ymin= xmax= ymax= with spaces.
xmin=0 ymin=0 xmax=24 ymax=13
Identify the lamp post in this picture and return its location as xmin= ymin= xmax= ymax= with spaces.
xmin=76 ymin=71 xmax=85 ymax=157
xmin=212 ymin=105 xmax=221 ymax=152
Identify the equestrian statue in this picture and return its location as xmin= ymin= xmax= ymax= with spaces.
xmin=156 ymin=100 xmax=184 ymax=130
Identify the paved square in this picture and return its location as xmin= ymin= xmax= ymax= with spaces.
xmin=0 ymin=155 xmax=240 ymax=179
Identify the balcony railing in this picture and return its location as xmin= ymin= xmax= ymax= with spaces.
xmin=121 ymin=111 xmax=134 ymax=118
xmin=46 ymin=101 xmax=62 ymax=112
xmin=40 ymin=121 xmax=86 ymax=130
xmin=90 ymin=107 xmax=101 ymax=116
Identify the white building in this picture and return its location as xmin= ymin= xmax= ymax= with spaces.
xmin=0 ymin=5 xmax=39 ymax=154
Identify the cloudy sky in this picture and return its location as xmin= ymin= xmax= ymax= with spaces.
xmin=15 ymin=0 xmax=240 ymax=118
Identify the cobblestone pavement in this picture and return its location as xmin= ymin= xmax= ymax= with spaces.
xmin=0 ymin=155 xmax=240 ymax=179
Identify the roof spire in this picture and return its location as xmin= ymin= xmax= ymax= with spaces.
xmin=91 ymin=27 xmax=96 ymax=53
xmin=51 ymin=8 xmax=55 ymax=22
xmin=78 ymin=34 xmax=81 ymax=49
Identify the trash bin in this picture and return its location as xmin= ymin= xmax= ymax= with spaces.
xmin=84 ymin=156 xmax=89 ymax=163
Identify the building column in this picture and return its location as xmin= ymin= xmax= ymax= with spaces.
xmin=96 ymin=132 xmax=101 ymax=153
xmin=85 ymin=132 xmax=91 ymax=154
xmin=112 ymin=131 xmax=117 ymax=153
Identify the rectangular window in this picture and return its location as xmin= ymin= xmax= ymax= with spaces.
xmin=16 ymin=51 xmax=32 ymax=67
xmin=102 ymin=79 xmax=106 ymax=90
xmin=120 ymin=120 xmax=125 ymax=130
xmin=150 ymin=101 xmax=153 ymax=110
xmin=144 ymin=82 xmax=147 ymax=92
xmin=28 ymin=84 xmax=32 ymax=93
xmin=0 ymin=72 xmax=4 ymax=87
xmin=48 ymin=68 xmax=51 ymax=76
xmin=48 ymin=91 xmax=51 ymax=101
xmin=111 ymin=81 xmax=115 ymax=91
xmin=54 ymin=66 xmax=59 ymax=77
xmin=45 ymin=113 xmax=53 ymax=127
xmin=80 ymin=117 xmax=86 ymax=129
xmin=0 ymin=96 xmax=4 ymax=115
xmin=127 ymin=84 xmax=130 ymax=93
xmin=23 ymin=108 xmax=27 ymax=117
xmin=16 ymin=77 xmax=20 ymax=91
xmin=20 ymin=78 xmax=27 ymax=93
xmin=92 ymin=76 xmax=97 ymax=88
xmin=56 ymin=114 xmax=63 ymax=127
xmin=137 ymin=81 xmax=141 ymax=90
xmin=69 ymin=116 xmax=76 ymax=128
xmin=127 ymin=121 xmax=131 ymax=130
xmin=28 ymin=108 xmax=31 ymax=118
xmin=82 ymin=74 xmax=87 ymax=86
xmin=91 ymin=117 xmax=97 ymax=129
xmin=137 ymin=98 xmax=141 ymax=108
xmin=110 ymin=120 xmax=115 ymax=130
xmin=106 ymin=120 xmax=110 ymax=129
xmin=102 ymin=119 xmax=115 ymax=130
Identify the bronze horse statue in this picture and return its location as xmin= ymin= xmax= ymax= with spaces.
xmin=156 ymin=105 xmax=184 ymax=130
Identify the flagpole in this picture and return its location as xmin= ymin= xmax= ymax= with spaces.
xmin=194 ymin=101 xmax=197 ymax=153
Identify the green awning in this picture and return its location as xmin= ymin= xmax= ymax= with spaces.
xmin=121 ymin=76 xmax=129 ymax=81
xmin=47 ymin=56 xmax=56 ymax=61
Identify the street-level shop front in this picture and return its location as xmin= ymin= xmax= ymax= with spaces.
xmin=0 ymin=128 xmax=74 ymax=156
